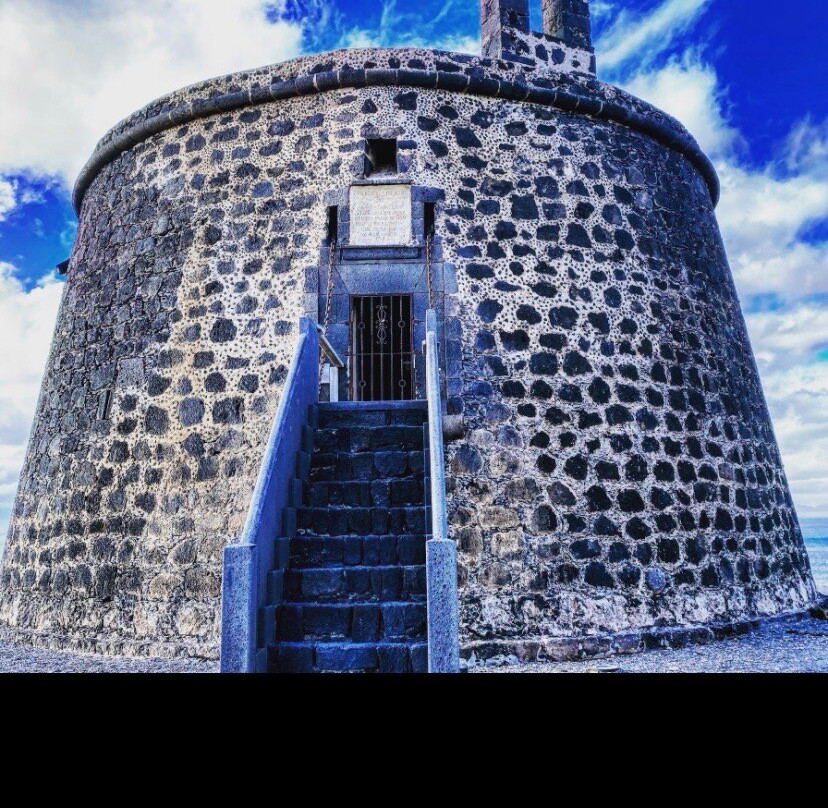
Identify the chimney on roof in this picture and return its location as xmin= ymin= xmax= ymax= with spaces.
xmin=542 ymin=0 xmax=593 ymax=52
xmin=480 ymin=0 xmax=594 ymax=62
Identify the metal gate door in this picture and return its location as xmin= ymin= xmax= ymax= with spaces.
xmin=351 ymin=295 xmax=414 ymax=401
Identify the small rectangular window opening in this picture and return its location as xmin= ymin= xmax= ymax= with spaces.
xmin=366 ymin=138 xmax=398 ymax=176
xmin=424 ymin=202 xmax=436 ymax=237
xmin=97 ymin=390 xmax=113 ymax=421
xmin=327 ymin=205 xmax=339 ymax=243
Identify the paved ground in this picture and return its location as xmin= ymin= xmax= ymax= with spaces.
xmin=471 ymin=614 xmax=828 ymax=673
xmin=0 ymin=614 xmax=826 ymax=673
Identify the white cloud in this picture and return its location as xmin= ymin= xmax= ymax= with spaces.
xmin=756 ymin=361 xmax=828 ymax=515
xmin=621 ymin=53 xmax=740 ymax=156
xmin=747 ymin=305 xmax=828 ymax=374
xmin=295 ymin=0 xmax=478 ymax=55
xmin=597 ymin=5 xmax=828 ymax=517
xmin=716 ymin=134 xmax=828 ymax=300
xmin=621 ymin=57 xmax=828 ymax=304
xmin=597 ymin=0 xmax=712 ymax=72
xmin=0 ymin=263 xmax=64 ymax=547
xmin=785 ymin=116 xmax=828 ymax=176
xmin=0 ymin=0 xmax=306 ymax=186
xmin=0 ymin=177 xmax=15 ymax=221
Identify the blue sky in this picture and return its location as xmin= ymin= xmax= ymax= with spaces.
xmin=0 ymin=0 xmax=826 ymax=539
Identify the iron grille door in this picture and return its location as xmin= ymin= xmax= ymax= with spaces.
xmin=351 ymin=295 xmax=414 ymax=401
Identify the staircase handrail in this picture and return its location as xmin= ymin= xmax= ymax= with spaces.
xmin=424 ymin=309 xmax=460 ymax=673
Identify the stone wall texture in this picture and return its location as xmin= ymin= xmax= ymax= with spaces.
xmin=0 ymin=43 xmax=818 ymax=660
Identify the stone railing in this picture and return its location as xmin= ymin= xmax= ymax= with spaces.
xmin=423 ymin=309 xmax=460 ymax=673
xmin=220 ymin=317 xmax=322 ymax=673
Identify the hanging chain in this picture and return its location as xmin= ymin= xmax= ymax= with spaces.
xmin=323 ymin=234 xmax=336 ymax=335
xmin=426 ymin=233 xmax=433 ymax=310
xmin=319 ymin=234 xmax=338 ymax=391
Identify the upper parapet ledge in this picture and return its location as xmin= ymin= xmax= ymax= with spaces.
xmin=481 ymin=0 xmax=595 ymax=75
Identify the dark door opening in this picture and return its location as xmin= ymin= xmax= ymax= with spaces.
xmin=351 ymin=295 xmax=414 ymax=401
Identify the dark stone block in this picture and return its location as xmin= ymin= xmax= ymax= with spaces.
xmin=178 ymin=398 xmax=205 ymax=427
xmin=210 ymin=318 xmax=237 ymax=343
xmin=145 ymin=406 xmax=169 ymax=436
xmin=494 ymin=221 xmax=518 ymax=239
xmin=212 ymin=397 xmax=244 ymax=424
xmin=585 ymin=485 xmax=611 ymax=512
xmin=477 ymin=299 xmax=503 ymax=323
xmin=571 ymin=539 xmax=601 ymax=559
xmin=532 ymin=505 xmax=557 ymax=532
xmin=547 ymin=481 xmax=576 ymax=507
xmin=646 ymin=568 xmax=668 ymax=591
xmin=618 ymin=490 xmax=645 ymax=513
xmin=658 ymin=538 xmax=680 ymax=563
xmin=454 ymin=127 xmax=482 ymax=148
xmin=529 ymin=353 xmax=558 ymax=375
xmin=564 ymin=454 xmax=588 ymax=480
xmin=511 ymin=195 xmax=539 ymax=219
xmin=588 ymin=377 xmax=610 ymax=404
xmin=549 ymin=306 xmax=578 ymax=329
xmin=585 ymin=562 xmax=614 ymax=587
xmin=429 ymin=139 xmax=449 ymax=157
xmin=562 ymin=351 xmax=591 ymax=376
xmin=394 ymin=91 xmax=419 ymax=111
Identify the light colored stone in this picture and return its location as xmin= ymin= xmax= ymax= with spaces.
xmin=349 ymin=184 xmax=412 ymax=246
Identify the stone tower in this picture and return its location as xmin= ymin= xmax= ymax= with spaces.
xmin=0 ymin=0 xmax=817 ymax=664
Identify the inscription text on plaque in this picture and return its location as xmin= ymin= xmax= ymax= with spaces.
xmin=349 ymin=185 xmax=412 ymax=246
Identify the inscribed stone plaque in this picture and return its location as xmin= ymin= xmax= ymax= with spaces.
xmin=349 ymin=185 xmax=412 ymax=246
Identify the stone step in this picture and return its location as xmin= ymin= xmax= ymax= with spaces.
xmin=297 ymin=506 xmax=426 ymax=536
xmin=309 ymin=450 xmax=424 ymax=482
xmin=284 ymin=565 xmax=426 ymax=603
xmin=273 ymin=641 xmax=428 ymax=673
xmin=305 ymin=477 xmax=424 ymax=508
xmin=317 ymin=401 xmax=428 ymax=429
xmin=282 ymin=565 xmax=427 ymax=603
xmin=288 ymin=534 xmax=427 ymax=568
xmin=313 ymin=425 xmax=424 ymax=454
xmin=276 ymin=601 xmax=427 ymax=643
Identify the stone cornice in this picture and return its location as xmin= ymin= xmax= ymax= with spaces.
xmin=72 ymin=48 xmax=719 ymax=213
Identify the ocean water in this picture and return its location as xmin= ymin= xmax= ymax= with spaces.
xmin=801 ymin=519 xmax=828 ymax=595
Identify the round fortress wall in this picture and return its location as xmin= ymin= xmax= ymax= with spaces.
xmin=0 ymin=47 xmax=816 ymax=659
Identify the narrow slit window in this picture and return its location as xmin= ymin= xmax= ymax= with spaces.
xmin=366 ymin=138 xmax=398 ymax=176
xmin=97 ymin=390 xmax=113 ymax=421
xmin=327 ymin=205 xmax=339 ymax=243
xmin=424 ymin=202 xmax=436 ymax=237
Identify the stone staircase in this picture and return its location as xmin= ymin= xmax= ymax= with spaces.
xmin=270 ymin=401 xmax=430 ymax=673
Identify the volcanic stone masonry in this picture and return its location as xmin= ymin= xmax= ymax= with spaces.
xmin=0 ymin=0 xmax=818 ymax=661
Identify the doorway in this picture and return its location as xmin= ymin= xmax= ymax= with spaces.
xmin=351 ymin=295 xmax=414 ymax=401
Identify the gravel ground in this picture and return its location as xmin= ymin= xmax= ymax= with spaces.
xmin=0 ymin=615 xmax=826 ymax=673
xmin=471 ymin=614 xmax=828 ymax=673
xmin=0 ymin=639 xmax=218 ymax=673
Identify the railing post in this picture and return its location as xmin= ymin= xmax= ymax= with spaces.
xmin=220 ymin=543 xmax=258 ymax=673
xmin=424 ymin=309 xmax=460 ymax=673
xmin=329 ymin=365 xmax=339 ymax=402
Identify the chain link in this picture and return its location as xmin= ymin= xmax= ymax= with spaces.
xmin=323 ymin=235 xmax=336 ymax=335
xmin=426 ymin=233 xmax=433 ymax=310
xmin=319 ymin=235 xmax=338 ymax=394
